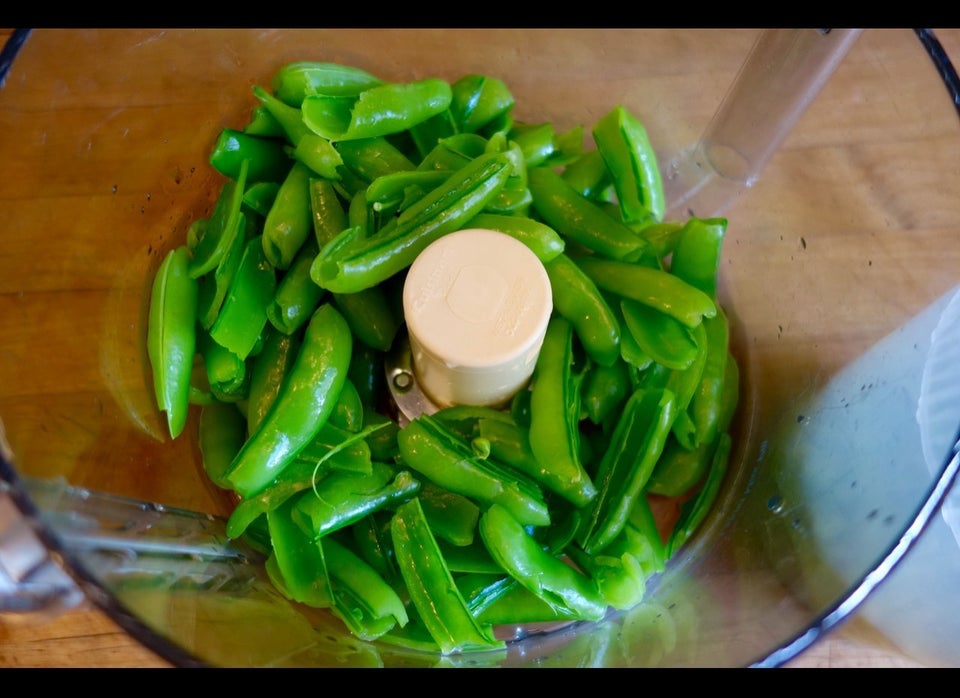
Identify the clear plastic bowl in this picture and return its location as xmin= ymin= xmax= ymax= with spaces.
xmin=1 ymin=28 xmax=959 ymax=667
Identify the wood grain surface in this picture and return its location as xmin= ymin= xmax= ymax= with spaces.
xmin=1 ymin=27 xmax=957 ymax=669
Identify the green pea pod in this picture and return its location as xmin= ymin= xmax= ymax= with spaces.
xmin=689 ymin=309 xmax=731 ymax=446
xmin=348 ymin=342 xmax=386 ymax=408
xmin=196 ymin=211 xmax=247 ymax=331
xmin=581 ymin=359 xmax=631 ymax=425
xmin=528 ymin=166 xmax=650 ymax=262
xmin=620 ymin=298 xmax=698 ymax=371
xmin=245 ymin=325 xmax=302 ymax=435
xmin=243 ymin=104 xmax=286 ymax=138
xmin=577 ymin=256 xmax=717 ymax=328
xmin=509 ymin=122 xmax=556 ymax=168
xmin=567 ymin=531 xmax=648 ymax=612
xmin=467 ymin=575 xmax=569 ymax=626
xmin=416 ymin=133 xmax=488 ymax=172
xmin=262 ymin=161 xmax=314 ymax=270
xmin=242 ymin=181 xmax=280 ymax=218
xmin=592 ymin=105 xmax=666 ymax=225
xmin=293 ymin=134 xmax=344 ymax=180
xmin=197 ymin=330 xmax=248 ymax=403
xmin=322 ymin=535 xmax=408 ymax=629
xmin=252 ymin=85 xmax=313 ymax=147
xmin=296 ymin=420 xmax=373 ymax=475
xmin=479 ymin=504 xmax=608 ymax=622
xmin=271 ymin=61 xmax=383 ymax=108
xmin=418 ymin=480 xmax=481 ymax=548
xmin=267 ymin=236 xmax=325 ymax=336
xmin=408 ymin=109 xmax=459 ymax=159
xmin=633 ymin=220 xmax=686 ymax=259
xmin=391 ymin=498 xmax=504 ymax=655
xmin=292 ymin=462 xmax=420 ymax=539
xmin=302 ymin=78 xmax=453 ymax=142
xmin=224 ymin=302 xmax=352 ymax=498
xmin=188 ymin=159 xmax=248 ymax=279
xmin=561 ymin=148 xmax=612 ymax=200
xmin=365 ymin=170 xmax=450 ymax=212
xmin=545 ymin=253 xmax=620 ymax=367
xmin=327 ymin=378 xmax=364 ymax=433
xmin=311 ymin=151 xmax=513 ymax=294
xmin=362 ymin=411 xmax=399 ymax=462
xmin=578 ymin=388 xmax=678 ymax=555
xmin=669 ymin=217 xmax=728 ymax=298
xmin=198 ymin=401 xmax=246 ymax=490
xmin=335 ymin=137 xmax=416 ymax=184
xmin=266 ymin=496 xmax=334 ymax=608
xmin=466 ymin=212 xmax=564 ymax=263
xmin=209 ymin=235 xmax=277 ymax=360
xmin=645 ymin=434 xmax=713 ymax=498
xmin=147 ymin=245 xmax=199 ymax=439
xmin=209 ymin=128 xmax=292 ymax=184
xmin=449 ymin=74 xmax=514 ymax=134
xmin=397 ymin=413 xmax=550 ymax=528
xmin=527 ymin=317 xmax=597 ymax=508
xmin=666 ymin=432 xmax=733 ymax=558
xmin=332 ymin=286 xmax=401 ymax=353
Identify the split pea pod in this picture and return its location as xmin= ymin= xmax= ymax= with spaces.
xmin=270 ymin=61 xmax=383 ymax=108
xmin=147 ymin=245 xmax=199 ymax=439
xmin=527 ymin=316 xmax=597 ymax=508
xmin=209 ymin=128 xmax=291 ymax=184
xmin=578 ymin=388 xmax=678 ymax=555
xmin=262 ymin=161 xmax=314 ymax=270
xmin=576 ymin=256 xmax=717 ymax=328
xmin=544 ymin=253 xmax=620 ymax=367
xmin=528 ymin=166 xmax=650 ymax=262
xmin=465 ymin=212 xmax=565 ymax=263
xmin=224 ymin=302 xmax=352 ymax=499
xmin=397 ymin=413 xmax=550 ymax=528
xmin=592 ymin=104 xmax=666 ymax=225
xmin=669 ymin=217 xmax=728 ymax=298
xmin=311 ymin=151 xmax=513 ymax=294
xmin=391 ymin=497 xmax=504 ymax=655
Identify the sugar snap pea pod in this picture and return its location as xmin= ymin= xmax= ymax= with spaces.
xmin=567 ymin=531 xmax=649 ymax=612
xmin=242 ymin=104 xmax=286 ymax=138
xmin=209 ymin=235 xmax=277 ymax=360
xmin=322 ymin=535 xmax=408 ymax=630
xmin=666 ymin=432 xmax=732 ymax=558
xmin=482 ymin=139 xmax=532 ymax=215
xmin=461 ymin=573 xmax=568 ymax=626
xmin=528 ymin=166 xmax=650 ymax=262
xmin=398 ymin=413 xmax=550 ymax=527
xmin=197 ymin=329 xmax=248 ymax=403
xmin=561 ymin=148 xmax=612 ymax=200
xmin=419 ymin=480 xmax=481 ymax=548
xmin=581 ymin=358 xmax=631 ymax=426
xmin=196 ymin=211 xmax=247 ymax=330
xmin=296 ymin=422 xmax=373 ymax=476
xmin=147 ymin=245 xmax=199 ymax=439
xmin=689 ymin=309 xmax=731 ymax=446
xmin=365 ymin=170 xmax=449 ymax=213
xmin=188 ymin=159 xmax=248 ymax=279
xmin=632 ymin=220 xmax=686 ymax=260
xmin=449 ymin=74 xmax=514 ymax=134
xmin=620 ymin=298 xmax=698 ymax=371
xmin=669 ymin=217 xmax=728 ymax=298
xmin=465 ymin=212 xmax=564 ymax=263
xmin=438 ymin=539 xmax=502 ymax=574
xmin=245 ymin=325 xmax=301 ymax=435
xmin=252 ymin=85 xmax=313 ymax=147
xmin=510 ymin=122 xmax=557 ymax=168
xmin=645 ymin=435 xmax=713 ymax=498
xmin=292 ymin=462 xmax=420 ymax=540
xmin=578 ymin=388 xmax=678 ymax=555
xmin=266 ymin=497 xmax=334 ymax=608
xmin=271 ymin=61 xmax=383 ymax=108
xmin=363 ymin=411 xmax=400 ymax=462
xmin=592 ymin=105 xmax=666 ymax=225
xmin=391 ymin=497 xmax=504 ymax=655
xmin=332 ymin=286 xmax=401 ymax=352
xmin=527 ymin=317 xmax=597 ymax=508
xmin=224 ymin=302 xmax=352 ymax=498
xmin=198 ymin=400 xmax=246 ymax=489
xmin=302 ymin=78 xmax=453 ymax=142
xmin=408 ymin=109 xmax=459 ymax=159
xmin=291 ymin=133 xmax=344 ymax=180
xmin=209 ymin=128 xmax=291 ymax=184
xmin=416 ymin=133 xmax=488 ymax=172
xmin=351 ymin=512 xmax=397 ymax=579
xmin=325 ymin=378 xmax=364 ymax=433
xmin=309 ymin=177 xmax=349 ymax=245
xmin=267 ymin=236 xmax=325 ymax=335
xmin=545 ymin=253 xmax=620 ymax=367
xmin=335 ymin=137 xmax=416 ymax=184
xmin=242 ymin=181 xmax=280 ymax=218
xmin=262 ymin=161 xmax=314 ymax=270
xmin=576 ymin=256 xmax=717 ymax=328
xmin=312 ymin=151 xmax=513 ymax=294
xmin=479 ymin=503 xmax=608 ymax=622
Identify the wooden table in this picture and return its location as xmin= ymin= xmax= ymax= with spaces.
xmin=0 ymin=27 xmax=957 ymax=669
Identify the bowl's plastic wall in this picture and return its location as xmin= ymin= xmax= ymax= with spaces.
xmin=1 ymin=29 xmax=960 ymax=667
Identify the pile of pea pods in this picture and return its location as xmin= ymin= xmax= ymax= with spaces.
xmin=146 ymin=61 xmax=739 ymax=655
